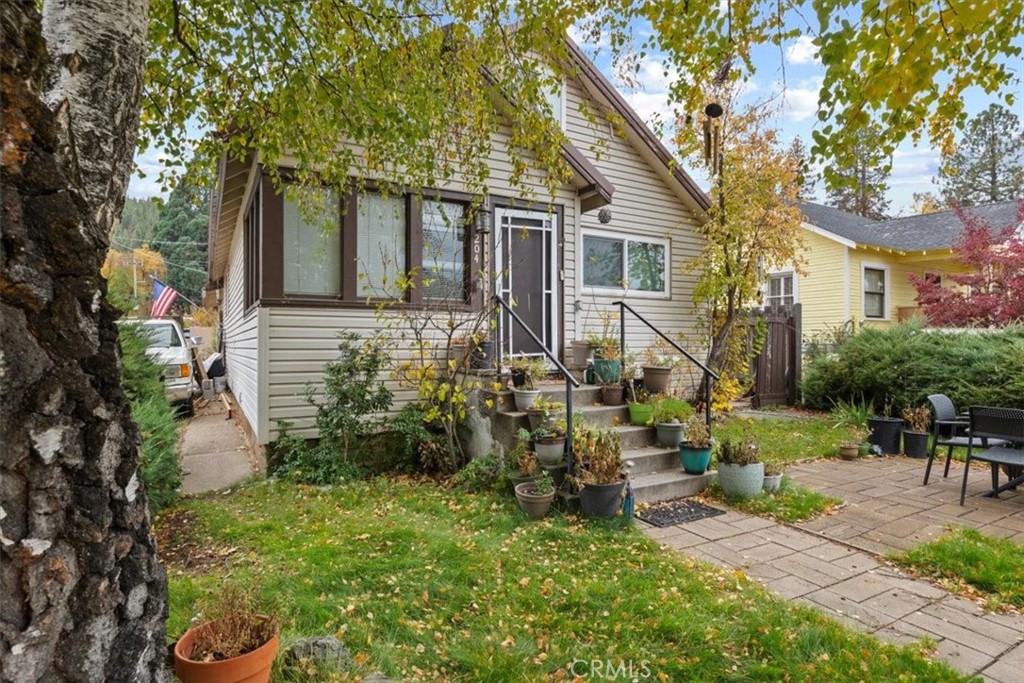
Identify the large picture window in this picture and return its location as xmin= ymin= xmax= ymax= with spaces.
xmin=582 ymin=231 xmax=668 ymax=295
xmin=260 ymin=175 xmax=477 ymax=307
xmin=863 ymin=266 xmax=887 ymax=319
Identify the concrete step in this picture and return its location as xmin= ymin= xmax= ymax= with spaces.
xmin=482 ymin=383 xmax=605 ymax=414
xmin=622 ymin=446 xmax=680 ymax=476
xmin=631 ymin=469 xmax=713 ymax=503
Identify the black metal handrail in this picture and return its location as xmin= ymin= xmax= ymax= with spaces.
xmin=492 ymin=295 xmax=580 ymax=470
xmin=614 ymin=300 xmax=719 ymax=427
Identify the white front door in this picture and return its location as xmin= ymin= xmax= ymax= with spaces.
xmin=494 ymin=207 xmax=559 ymax=359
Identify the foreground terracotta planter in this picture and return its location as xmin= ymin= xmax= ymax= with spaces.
xmin=174 ymin=616 xmax=280 ymax=683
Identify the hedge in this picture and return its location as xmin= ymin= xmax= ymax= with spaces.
xmin=802 ymin=323 xmax=1024 ymax=415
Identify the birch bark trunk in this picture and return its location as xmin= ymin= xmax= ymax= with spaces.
xmin=1 ymin=1 xmax=167 ymax=681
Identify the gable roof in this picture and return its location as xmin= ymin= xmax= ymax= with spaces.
xmin=564 ymin=38 xmax=711 ymax=215
xmin=799 ymin=200 xmax=1023 ymax=254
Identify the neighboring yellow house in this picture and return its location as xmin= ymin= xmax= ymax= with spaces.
xmin=767 ymin=201 xmax=1021 ymax=341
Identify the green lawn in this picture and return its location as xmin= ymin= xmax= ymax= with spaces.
xmin=715 ymin=414 xmax=858 ymax=465
xmin=160 ymin=478 xmax=970 ymax=682
xmin=703 ymin=477 xmax=843 ymax=523
xmin=892 ymin=527 xmax=1024 ymax=610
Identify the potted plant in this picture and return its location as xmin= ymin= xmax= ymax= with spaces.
xmin=902 ymin=404 xmax=931 ymax=458
xmin=571 ymin=339 xmax=593 ymax=366
xmin=831 ymin=396 xmax=870 ymax=460
xmin=507 ymin=430 xmax=541 ymax=489
xmin=515 ymin=471 xmax=556 ymax=517
xmin=716 ymin=438 xmax=764 ymax=499
xmin=470 ymin=334 xmax=494 ymax=370
xmin=524 ymin=399 xmax=565 ymax=431
xmin=508 ymin=357 xmax=546 ymax=410
xmin=867 ymin=399 xmax=903 ymax=455
xmin=448 ymin=335 xmax=470 ymax=369
xmin=174 ymin=588 xmax=280 ymax=683
xmin=651 ymin=396 xmax=694 ymax=447
xmin=678 ymin=421 xmax=713 ymax=475
xmin=592 ymin=338 xmax=621 ymax=384
xmin=601 ymin=380 xmax=625 ymax=406
xmin=641 ymin=342 xmax=674 ymax=394
xmin=762 ymin=462 xmax=783 ymax=492
xmin=838 ymin=442 xmax=860 ymax=460
xmin=626 ymin=384 xmax=655 ymax=426
xmin=532 ymin=423 xmax=567 ymax=466
xmin=574 ymin=426 xmax=626 ymax=519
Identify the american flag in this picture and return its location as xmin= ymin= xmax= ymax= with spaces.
xmin=151 ymin=279 xmax=179 ymax=317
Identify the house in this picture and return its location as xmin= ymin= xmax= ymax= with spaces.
xmin=204 ymin=38 xmax=713 ymax=446
xmin=766 ymin=200 xmax=1022 ymax=342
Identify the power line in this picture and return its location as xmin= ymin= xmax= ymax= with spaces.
xmin=113 ymin=236 xmax=209 ymax=246
xmin=111 ymin=240 xmax=209 ymax=275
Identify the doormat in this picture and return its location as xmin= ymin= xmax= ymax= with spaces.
xmin=637 ymin=499 xmax=725 ymax=528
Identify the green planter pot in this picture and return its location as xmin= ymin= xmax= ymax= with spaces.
xmin=627 ymin=403 xmax=653 ymax=426
xmin=592 ymin=359 xmax=621 ymax=384
xmin=655 ymin=422 xmax=685 ymax=448
xmin=679 ymin=444 xmax=712 ymax=475
xmin=717 ymin=462 xmax=765 ymax=499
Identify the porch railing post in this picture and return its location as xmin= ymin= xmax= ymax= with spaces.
xmin=619 ymin=301 xmax=626 ymax=364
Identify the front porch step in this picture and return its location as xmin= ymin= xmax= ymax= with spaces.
xmin=623 ymin=446 xmax=680 ymax=476
xmin=631 ymin=470 xmax=714 ymax=503
xmin=482 ymin=384 xmax=604 ymax=414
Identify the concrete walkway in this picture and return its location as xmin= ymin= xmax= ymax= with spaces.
xmin=180 ymin=399 xmax=259 ymax=494
xmin=640 ymin=457 xmax=1024 ymax=682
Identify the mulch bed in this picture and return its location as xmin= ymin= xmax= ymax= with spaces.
xmin=637 ymin=498 xmax=726 ymax=528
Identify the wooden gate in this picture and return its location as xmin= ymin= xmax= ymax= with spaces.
xmin=751 ymin=304 xmax=801 ymax=407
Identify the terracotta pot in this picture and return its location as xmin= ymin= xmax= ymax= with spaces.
xmin=838 ymin=443 xmax=860 ymax=460
xmin=174 ymin=616 xmax=279 ymax=683
xmin=571 ymin=340 xmax=593 ymax=366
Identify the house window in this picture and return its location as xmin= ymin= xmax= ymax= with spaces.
xmin=924 ymin=271 xmax=942 ymax=286
xmin=243 ymin=180 xmax=261 ymax=309
xmin=767 ymin=272 xmax=794 ymax=308
xmin=421 ymin=200 xmax=467 ymax=301
xmin=863 ymin=266 xmax=887 ymax=319
xmin=282 ymin=190 xmax=341 ymax=296
xmin=356 ymin=193 xmax=406 ymax=298
xmin=582 ymin=232 xmax=668 ymax=295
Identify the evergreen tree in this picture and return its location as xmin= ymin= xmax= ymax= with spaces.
xmin=788 ymin=137 xmax=816 ymax=202
xmin=111 ymin=196 xmax=161 ymax=246
xmin=151 ymin=182 xmax=209 ymax=302
xmin=824 ymin=124 xmax=891 ymax=220
xmin=938 ymin=104 xmax=1024 ymax=206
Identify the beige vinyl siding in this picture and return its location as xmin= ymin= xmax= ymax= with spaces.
xmin=222 ymin=216 xmax=261 ymax=437
xmin=563 ymin=75 xmax=708 ymax=394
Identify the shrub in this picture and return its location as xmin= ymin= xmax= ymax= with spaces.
xmin=119 ymin=323 xmax=182 ymax=513
xmin=802 ymin=322 xmax=1024 ymax=413
xmin=449 ymin=452 xmax=505 ymax=492
xmin=266 ymin=421 xmax=362 ymax=485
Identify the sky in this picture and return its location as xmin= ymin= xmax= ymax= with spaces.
xmin=128 ymin=15 xmax=1023 ymax=217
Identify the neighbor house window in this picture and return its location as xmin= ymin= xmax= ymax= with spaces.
xmin=282 ymin=189 xmax=341 ymax=296
xmin=767 ymin=272 xmax=794 ymax=308
xmin=863 ymin=266 xmax=887 ymax=319
xmin=582 ymin=231 xmax=668 ymax=295
xmin=924 ymin=271 xmax=942 ymax=286
xmin=356 ymin=193 xmax=406 ymax=298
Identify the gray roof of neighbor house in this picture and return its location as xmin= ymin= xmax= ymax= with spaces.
xmin=800 ymin=200 xmax=1022 ymax=253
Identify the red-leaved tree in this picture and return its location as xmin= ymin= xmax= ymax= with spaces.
xmin=910 ymin=201 xmax=1024 ymax=326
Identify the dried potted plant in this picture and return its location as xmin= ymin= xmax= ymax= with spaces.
xmin=174 ymin=586 xmax=280 ymax=683
xmin=532 ymin=423 xmax=567 ymax=466
xmin=508 ymin=356 xmax=547 ymax=410
xmin=678 ymin=421 xmax=713 ymax=475
xmin=507 ymin=429 xmax=541 ymax=490
xmin=574 ymin=426 xmax=626 ymax=519
xmin=762 ymin=462 xmax=783 ymax=492
xmin=902 ymin=404 xmax=931 ymax=458
xmin=651 ymin=396 xmax=694 ymax=447
xmin=515 ymin=471 xmax=556 ymax=517
xmin=524 ymin=398 xmax=565 ymax=431
xmin=592 ymin=338 xmax=622 ymax=384
xmin=716 ymin=438 xmax=764 ymax=499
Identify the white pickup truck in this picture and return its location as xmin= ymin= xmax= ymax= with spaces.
xmin=123 ymin=318 xmax=198 ymax=416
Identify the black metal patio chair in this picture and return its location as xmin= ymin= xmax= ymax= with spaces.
xmin=960 ymin=406 xmax=1024 ymax=505
xmin=923 ymin=394 xmax=1008 ymax=485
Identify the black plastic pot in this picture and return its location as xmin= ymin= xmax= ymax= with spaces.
xmin=510 ymin=370 xmax=527 ymax=388
xmin=579 ymin=480 xmax=626 ymax=519
xmin=903 ymin=430 xmax=929 ymax=458
xmin=867 ymin=417 xmax=903 ymax=455
xmin=471 ymin=341 xmax=493 ymax=370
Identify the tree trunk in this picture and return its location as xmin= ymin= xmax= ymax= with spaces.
xmin=1 ymin=2 xmax=166 ymax=682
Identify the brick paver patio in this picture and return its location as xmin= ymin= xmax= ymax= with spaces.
xmin=640 ymin=457 xmax=1024 ymax=681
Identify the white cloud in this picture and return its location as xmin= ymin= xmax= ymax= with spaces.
xmin=568 ymin=14 xmax=609 ymax=49
xmin=128 ymin=148 xmax=174 ymax=200
xmin=786 ymin=35 xmax=821 ymax=66
xmin=774 ymin=77 xmax=823 ymax=122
